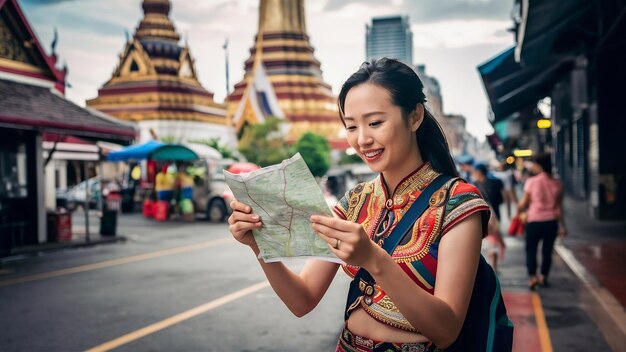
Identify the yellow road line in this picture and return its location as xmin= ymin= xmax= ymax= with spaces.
xmin=86 ymin=281 xmax=270 ymax=352
xmin=0 ymin=238 xmax=233 ymax=287
xmin=531 ymin=292 xmax=553 ymax=352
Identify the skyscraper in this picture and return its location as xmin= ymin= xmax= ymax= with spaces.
xmin=366 ymin=16 xmax=413 ymax=65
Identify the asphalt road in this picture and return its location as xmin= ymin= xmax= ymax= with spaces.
xmin=0 ymin=211 xmax=612 ymax=351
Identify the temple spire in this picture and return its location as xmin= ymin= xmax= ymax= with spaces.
xmin=259 ymin=0 xmax=306 ymax=33
xmin=135 ymin=0 xmax=179 ymax=42
xmin=227 ymin=0 xmax=341 ymax=144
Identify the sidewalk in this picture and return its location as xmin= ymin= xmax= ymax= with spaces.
xmin=556 ymin=197 xmax=626 ymax=350
xmin=1 ymin=209 xmax=126 ymax=262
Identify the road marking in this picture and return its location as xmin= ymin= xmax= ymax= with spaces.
xmin=0 ymin=238 xmax=233 ymax=287
xmin=531 ymin=292 xmax=553 ymax=352
xmin=86 ymin=281 xmax=270 ymax=352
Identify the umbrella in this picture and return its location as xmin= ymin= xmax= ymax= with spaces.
xmin=107 ymin=140 xmax=199 ymax=162
xmin=226 ymin=162 xmax=261 ymax=174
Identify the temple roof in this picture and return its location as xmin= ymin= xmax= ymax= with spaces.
xmin=0 ymin=79 xmax=136 ymax=143
xmin=87 ymin=0 xmax=227 ymax=126
xmin=0 ymin=0 xmax=67 ymax=92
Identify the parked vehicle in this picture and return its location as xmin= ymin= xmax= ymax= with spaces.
xmin=189 ymin=159 xmax=235 ymax=222
xmin=56 ymin=178 xmax=121 ymax=211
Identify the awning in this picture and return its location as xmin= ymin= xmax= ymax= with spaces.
xmin=150 ymin=145 xmax=198 ymax=161
xmin=107 ymin=140 xmax=199 ymax=162
xmin=515 ymin=0 xmax=592 ymax=65
xmin=0 ymin=79 xmax=136 ymax=144
xmin=478 ymin=47 xmax=572 ymax=123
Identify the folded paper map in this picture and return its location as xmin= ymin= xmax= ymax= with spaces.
xmin=223 ymin=153 xmax=340 ymax=263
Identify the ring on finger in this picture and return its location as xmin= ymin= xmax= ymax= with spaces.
xmin=334 ymin=239 xmax=341 ymax=249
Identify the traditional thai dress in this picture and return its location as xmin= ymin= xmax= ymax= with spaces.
xmin=333 ymin=162 xmax=513 ymax=352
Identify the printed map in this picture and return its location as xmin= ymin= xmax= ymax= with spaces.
xmin=223 ymin=153 xmax=340 ymax=263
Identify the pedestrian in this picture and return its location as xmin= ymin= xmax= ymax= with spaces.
xmin=457 ymin=155 xmax=474 ymax=181
xmin=176 ymin=165 xmax=195 ymax=221
xmin=517 ymin=153 xmax=566 ymax=289
xmin=484 ymin=205 xmax=506 ymax=273
xmin=155 ymin=164 xmax=174 ymax=203
xmin=228 ymin=58 xmax=512 ymax=351
xmin=492 ymin=161 xmax=518 ymax=219
xmin=471 ymin=162 xmax=505 ymax=221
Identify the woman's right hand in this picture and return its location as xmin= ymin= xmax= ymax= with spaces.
xmin=227 ymin=200 xmax=262 ymax=248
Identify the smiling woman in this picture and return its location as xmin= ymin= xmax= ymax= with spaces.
xmin=227 ymin=58 xmax=512 ymax=352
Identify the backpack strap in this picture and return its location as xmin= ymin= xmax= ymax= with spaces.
xmin=344 ymin=174 xmax=453 ymax=320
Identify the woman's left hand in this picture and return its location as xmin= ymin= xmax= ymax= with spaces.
xmin=310 ymin=215 xmax=383 ymax=268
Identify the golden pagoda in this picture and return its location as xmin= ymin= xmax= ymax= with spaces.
xmin=227 ymin=0 xmax=343 ymax=146
xmin=87 ymin=0 xmax=236 ymax=146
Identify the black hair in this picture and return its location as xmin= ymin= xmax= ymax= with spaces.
xmin=338 ymin=58 xmax=458 ymax=177
xmin=533 ymin=153 xmax=553 ymax=176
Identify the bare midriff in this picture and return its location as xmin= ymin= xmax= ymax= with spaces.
xmin=346 ymin=307 xmax=430 ymax=343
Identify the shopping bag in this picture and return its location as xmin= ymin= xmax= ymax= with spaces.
xmin=507 ymin=215 xmax=524 ymax=236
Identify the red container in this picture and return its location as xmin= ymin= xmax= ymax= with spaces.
xmin=154 ymin=201 xmax=169 ymax=222
xmin=106 ymin=193 xmax=122 ymax=212
xmin=142 ymin=199 xmax=154 ymax=218
xmin=47 ymin=211 xmax=72 ymax=242
xmin=57 ymin=212 xmax=72 ymax=241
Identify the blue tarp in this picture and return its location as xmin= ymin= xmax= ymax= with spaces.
xmin=107 ymin=140 xmax=163 ymax=161
xmin=107 ymin=140 xmax=199 ymax=162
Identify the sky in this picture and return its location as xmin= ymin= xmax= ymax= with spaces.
xmin=19 ymin=0 xmax=514 ymax=140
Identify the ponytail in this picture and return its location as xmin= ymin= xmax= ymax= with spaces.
xmin=417 ymin=110 xmax=459 ymax=177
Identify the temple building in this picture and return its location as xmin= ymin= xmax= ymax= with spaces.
xmin=87 ymin=0 xmax=236 ymax=147
xmin=227 ymin=0 xmax=344 ymax=147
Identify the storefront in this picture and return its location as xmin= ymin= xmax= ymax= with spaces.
xmin=479 ymin=0 xmax=626 ymax=219
xmin=0 ymin=0 xmax=136 ymax=255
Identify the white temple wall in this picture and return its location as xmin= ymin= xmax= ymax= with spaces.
xmin=137 ymin=120 xmax=238 ymax=149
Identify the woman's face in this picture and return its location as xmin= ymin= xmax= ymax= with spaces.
xmin=342 ymin=83 xmax=421 ymax=175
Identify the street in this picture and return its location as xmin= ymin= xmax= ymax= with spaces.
xmin=0 ymin=211 xmax=613 ymax=351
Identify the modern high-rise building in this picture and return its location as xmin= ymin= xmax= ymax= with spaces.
xmin=366 ymin=16 xmax=413 ymax=64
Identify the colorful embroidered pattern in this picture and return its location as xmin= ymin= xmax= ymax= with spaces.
xmin=334 ymin=163 xmax=490 ymax=332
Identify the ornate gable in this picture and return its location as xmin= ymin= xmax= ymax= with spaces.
xmin=0 ymin=13 xmax=33 ymax=65
xmin=115 ymin=39 xmax=155 ymax=78
xmin=177 ymin=47 xmax=196 ymax=79
xmin=0 ymin=0 xmax=66 ymax=88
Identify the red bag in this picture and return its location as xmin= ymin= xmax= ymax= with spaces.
xmin=507 ymin=216 xmax=524 ymax=236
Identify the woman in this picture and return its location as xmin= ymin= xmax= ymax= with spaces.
xmin=517 ymin=153 xmax=566 ymax=289
xmin=228 ymin=58 xmax=512 ymax=351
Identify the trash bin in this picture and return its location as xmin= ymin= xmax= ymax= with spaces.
xmin=47 ymin=210 xmax=72 ymax=242
xmin=99 ymin=210 xmax=117 ymax=236
xmin=121 ymin=188 xmax=135 ymax=213
xmin=100 ymin=193 xmax=121 ymax=236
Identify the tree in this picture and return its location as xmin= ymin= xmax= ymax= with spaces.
xmin=189 ymin=137 xmax=236 ymax=159
xmin=294 ymin=132 xmax=330 ymax=177
xmin=339 ymin=152 xmax=364 ymax=165
xmin=238 ymin=117 xmax=290 ymax=167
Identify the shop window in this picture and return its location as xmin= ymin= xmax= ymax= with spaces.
xmin=0 ymin=144 xmax=28 ymax=198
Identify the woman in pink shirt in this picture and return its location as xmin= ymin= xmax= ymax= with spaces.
xmin=517 ymin=153 xmax=566 ymax=289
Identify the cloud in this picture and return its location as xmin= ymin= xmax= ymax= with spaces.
xmin=20 ymin=0 xmax=74 ymax=5
xmin=324 ymin=0 xmax=511 ymax=23
xmin=412 ymin=20 xmax=512 ymax=49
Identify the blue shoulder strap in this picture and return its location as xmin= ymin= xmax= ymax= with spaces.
xmin=344 ymin=174 xmax=452 ymax=320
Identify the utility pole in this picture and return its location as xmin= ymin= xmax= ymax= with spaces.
xmin=223 ymin=38 xmax=230 ymax=96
